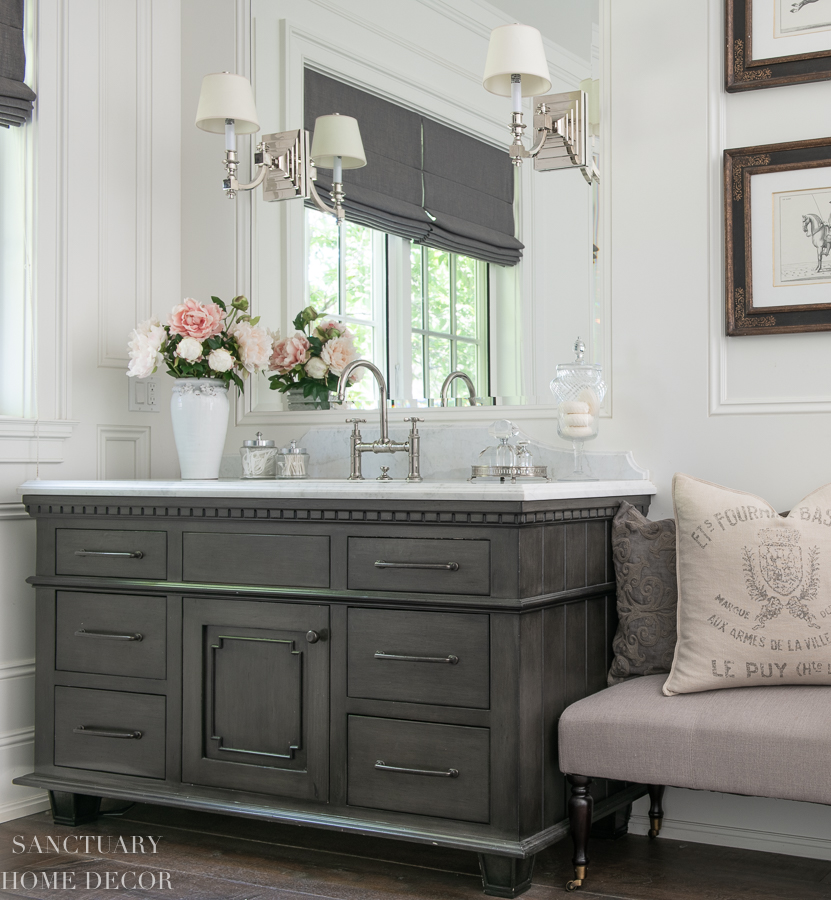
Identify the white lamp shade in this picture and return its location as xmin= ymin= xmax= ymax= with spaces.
xmin=310 ymin=114 xmax=367 ymax=170
xmin=195 ymin=72 xmax=260 ymax=134
xmin=482 ymin=24 xmax=552 ymax=97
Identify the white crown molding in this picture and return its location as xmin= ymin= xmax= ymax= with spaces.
xmin=0 ymin=660 xmax=36 ymax=681
xmin=0 ymin=727 xmax=34 ymax=751
xmin=0 ymin=418 xmax=77 ymax=465
xmin=630 ymin=812 xmax=831 ymax=862
xmin=0 ymin=503 xmax=28 ymax=521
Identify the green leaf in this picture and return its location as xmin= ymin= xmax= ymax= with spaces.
xmin=231 ymin=372 xmax=245 ymax=394
xmin=292 ymin=312 xmax=305 ymax=331
xmin=303 ymin=381 xmax=314 ymax=398
xmin=249 ymin=316 xmax=260 ymax=326
xmin=211 ymin=296 xmax=227 ymax=310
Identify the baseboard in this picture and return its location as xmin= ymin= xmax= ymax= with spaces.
xmin=0 ymin=793 xmax=50 ymax=824
xmin=630 ymin=814 xmax=831 ymax=861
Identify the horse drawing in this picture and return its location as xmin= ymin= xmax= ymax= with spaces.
xmin=792 ymin=0 xmax=820 ymax=12
xmin=802 ymin=213 xmax=831 ymax=273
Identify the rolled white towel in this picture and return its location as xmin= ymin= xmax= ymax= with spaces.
xmin=558 ymin=400 xmax=590 ymax=416
xmin=576 ymin=387 xmax=600 ymax=418
xmin=559 ymin=424 xmax=595 ymax=439
xmin=562 ymin=413 xmax=593 ymax=428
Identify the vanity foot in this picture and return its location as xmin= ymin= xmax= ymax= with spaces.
xmin=478 ymin=853 xmax=535 ymax=898
xmin=49 ymin=790 xmax=102 ymax=826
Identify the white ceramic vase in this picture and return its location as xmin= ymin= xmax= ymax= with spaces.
xmin=170 ymin=378 xmax=230 ymax=479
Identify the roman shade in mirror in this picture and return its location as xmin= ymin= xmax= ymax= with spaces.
xmin=0 ymin=0 xmax=35 ymax=127
xmin=304 ymin=69 xmax=523 ymax=266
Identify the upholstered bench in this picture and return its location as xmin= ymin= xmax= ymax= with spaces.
xmin=557 ymin=673 xmax=831 ymax=891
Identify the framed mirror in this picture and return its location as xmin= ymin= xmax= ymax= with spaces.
xmin=243 ymin=0 xmax=606 ymax=415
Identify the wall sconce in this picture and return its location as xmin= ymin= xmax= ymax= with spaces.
xmin=195 ymin=72 xmax=367 ymax=221
xmin=483 ymin=24 xmax=596 ymax=184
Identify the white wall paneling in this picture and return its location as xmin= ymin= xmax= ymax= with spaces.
xmin=97 ymin=425 xmax=151 ymax=480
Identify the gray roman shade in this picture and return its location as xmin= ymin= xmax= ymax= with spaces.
xmin=304 ymin=69 xmax=523 ymax=266
xmin=0 ymin=0 xmax=35 ymax=127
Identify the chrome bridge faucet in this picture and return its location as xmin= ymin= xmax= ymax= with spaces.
xmin=336 ymin=359 xmax=423 ymax=482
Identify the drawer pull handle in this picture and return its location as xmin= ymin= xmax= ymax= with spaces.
xmin=375 ymin=651 xmax=459 ymax=665
xmin=73 ymin=726 xmax=142 ymax=740
xmin=374 ymin=560 xmax=459 ymax=571
xmin=375 ymin=760 xmax=459 ymax=778
xmin=74 ymin=549 xmax=144 ymax=559
xmin=74 ymin=628 xmax=143 ymax=642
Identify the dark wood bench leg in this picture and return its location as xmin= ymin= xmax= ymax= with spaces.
xmin=49 ymin=790 xmax=101 ymax=826
xmin=477 ymin=854 xmax=535 ymax=898
xmin=566 ymin=774 xmax=593 ymax=892
xmin=647 ymin=784 xmax=665 ymax=839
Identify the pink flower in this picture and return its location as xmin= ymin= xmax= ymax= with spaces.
xmin=320 ymin=334 xmax=359 ymax=376
xmin=231 ymin=321 xmax=273 ymax=374
xmin=126 ymin=318 xmax=165 ymax=378
xmin=168 ymin=298 xmax=225 ymax=341
xmin=269 ymin=333 xmax=311 ymax=373
xmin=315 ymin=319 xmax=352 ymax=341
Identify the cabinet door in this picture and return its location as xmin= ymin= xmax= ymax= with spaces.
xmin=182 ymin=597 xmax=329 ymax=801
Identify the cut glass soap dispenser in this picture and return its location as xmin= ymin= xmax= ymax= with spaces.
xmin=550 ymin=337 xmax=606 ymax=481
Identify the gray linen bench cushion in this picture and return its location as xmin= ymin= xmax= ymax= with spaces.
xmin=559 ymin=674 xmax=831 ymax=805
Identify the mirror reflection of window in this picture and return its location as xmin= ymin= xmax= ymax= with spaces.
xmin=410 ymin=246 xmax=488 ymax=403
xmin=306 ymin=208 xmax=489 ymax=409
xmin=306 ymin=208 xmax=386 ymax=408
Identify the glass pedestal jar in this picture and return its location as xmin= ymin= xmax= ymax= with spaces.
xmin=550 ymin=338 xmax=606 ymax=482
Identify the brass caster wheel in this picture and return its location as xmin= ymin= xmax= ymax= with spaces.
xmin=648 ymin=816 xmax=662 ymax=839
xmin=648 ymin=828 xmax=658 ymax=839
xmin=565 ymin=879 xmax=582 ymax=892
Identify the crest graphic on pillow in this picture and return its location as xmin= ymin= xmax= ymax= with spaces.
xmin=744 ymin=530 xmax=820 ymax=631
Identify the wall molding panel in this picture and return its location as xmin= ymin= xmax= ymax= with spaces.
xmin=97 ymin=426 xmax=151 ymax=480
xmin=0 ymin=418 xmax=78 ymax=465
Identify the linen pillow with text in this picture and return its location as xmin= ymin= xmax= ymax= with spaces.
xmin=663 ymin=473 xmax=831 ymax=695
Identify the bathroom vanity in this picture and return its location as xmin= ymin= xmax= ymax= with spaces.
xmin=15 ymin=478 xmax=655 ymax=897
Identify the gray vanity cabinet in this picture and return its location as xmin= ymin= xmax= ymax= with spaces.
xmin=17 ymin=489 xmax=652 ymax=898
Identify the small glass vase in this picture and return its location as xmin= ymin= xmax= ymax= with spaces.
xmin=285 ymin=383 xmax=332 ymax=411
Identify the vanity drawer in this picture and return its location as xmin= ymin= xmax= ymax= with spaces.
xmin=56 ymin=529 xmax=167 ymax=579
xmin=348 ymin=608 xmax=489 ymax=708
xmin=347 ymin=538 xmax=490 ymax=595
xmin=347 ymin=716 xmax=489 ymax=823
xmin=182 ymin=532 xmax=330 ymax=588
xmin=55 ymin=592 xmax=166 ymax=680
xmin=54 ymin=687 xmax=166 ymax=779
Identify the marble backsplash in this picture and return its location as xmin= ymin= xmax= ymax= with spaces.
xmin=220 ymin=422 xmax=649 ymax=483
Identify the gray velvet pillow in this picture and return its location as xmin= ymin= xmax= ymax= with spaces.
xmin=607 ymin=501 xmax=678 ymax=686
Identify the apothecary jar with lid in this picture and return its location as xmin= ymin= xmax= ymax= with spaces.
xmin=549 ymin=337 xmax=606 ymax=481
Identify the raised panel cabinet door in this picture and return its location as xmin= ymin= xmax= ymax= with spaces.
xmin=182 ymin=597 xmax=329 ymax=801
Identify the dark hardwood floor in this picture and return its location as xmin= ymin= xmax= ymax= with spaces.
xmin=0 ymin=802 xmax=830 ymax=899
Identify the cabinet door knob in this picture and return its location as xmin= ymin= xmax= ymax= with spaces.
xmin=306 ymin=630 xmax=320 ymax=643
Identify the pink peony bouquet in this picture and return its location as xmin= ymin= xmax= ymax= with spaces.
xmin=127 ymin=296 xmax=273 ymax=393
xmin=268 ymin=305 xmax=361 ymax=404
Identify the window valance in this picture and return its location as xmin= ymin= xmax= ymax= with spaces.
xmin=0 ymin=0 xmax=35 ymax=128
xmin=304 ymin=69 xmax=523 ymax=266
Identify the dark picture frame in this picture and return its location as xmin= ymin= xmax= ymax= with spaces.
xmin=725 ymin=137 xmax=831 ymax=336
xmin=726 ymin=0 xmax=831 ymax=92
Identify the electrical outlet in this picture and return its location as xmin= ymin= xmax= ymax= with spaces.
xmin=128 ymin=376 xmax=161 ymax=413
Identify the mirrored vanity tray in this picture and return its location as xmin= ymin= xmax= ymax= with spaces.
xmin=469 ymin=465 xmax=550 ymax=483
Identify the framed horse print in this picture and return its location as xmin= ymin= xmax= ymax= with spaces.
xmin=727 ymin=0 xmax=831 ymax=91
xmin=725 ymin=137 xmax=831 ymax=335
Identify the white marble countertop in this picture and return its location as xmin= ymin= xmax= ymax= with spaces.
xmin=18 ymin=478 xmax=657 ymax=502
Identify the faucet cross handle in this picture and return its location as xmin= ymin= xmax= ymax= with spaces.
xmin=404 ymin=416 xmax=424 ymax=434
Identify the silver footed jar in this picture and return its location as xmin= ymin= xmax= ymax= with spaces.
xmin=170 ymin=378 xmax=230 ymax=480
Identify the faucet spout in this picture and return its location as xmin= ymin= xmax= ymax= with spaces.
xmin=440 ymin=371 xmax=477 ymax=407
xmin=337 ymin=359 xmax=389 ymax=443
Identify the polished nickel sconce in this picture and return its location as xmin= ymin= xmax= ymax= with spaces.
xmin=483 ymin=24 xmax=597 ymax=184
xmin=195 ymin=72 xmax=366 ymax=221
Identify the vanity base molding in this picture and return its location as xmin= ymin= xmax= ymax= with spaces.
xmin=17 ymin=488 xmax=654 ymax=897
